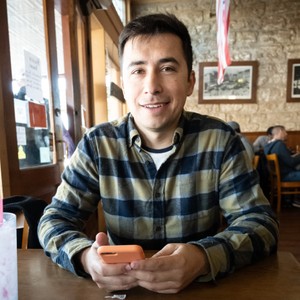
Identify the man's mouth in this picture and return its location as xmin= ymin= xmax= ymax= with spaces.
xmin=142 ymin=103 xmax=167 ymax=108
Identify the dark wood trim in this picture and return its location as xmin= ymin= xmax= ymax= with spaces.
xmin=64 ymin=0 xmax=86 ymax=144
xmin=110 ymin=82 xmax=125 ymax=102
xmin=0 ymin=0 xmax=19 ymax=196
xmin=244 ymin=130 xmax=300 ymax=152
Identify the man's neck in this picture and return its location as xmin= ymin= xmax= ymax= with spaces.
xmin=270 ymin=137 xmax=284 ymax=143
xmin=140 ymin=130 xmax=174 ymax=149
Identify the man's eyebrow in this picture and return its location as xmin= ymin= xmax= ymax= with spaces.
xmin=127 ymin=57 xmax=179 ymax=69
xmin=128 ymin=60 xmax=146 ymax=68
xmin=159 ymin=57 xmax=179 ymax=65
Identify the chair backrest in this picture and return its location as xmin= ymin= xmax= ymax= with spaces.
xmin=14 ymin=209 xmax=30 ymax=249
xmin=3 ymin=196 xmax=48 ymax=249
xmin=253 ymin=155 xmax=259 ymax=169
xmin=266 ymin=153 xmax=281 ymax=186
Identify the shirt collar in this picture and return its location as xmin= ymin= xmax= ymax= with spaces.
xmin=127 ymin=112 xmax=186 ymax=149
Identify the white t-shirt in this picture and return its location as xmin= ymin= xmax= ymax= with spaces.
xmin=142 ymin=145 xmax=173 ymax=169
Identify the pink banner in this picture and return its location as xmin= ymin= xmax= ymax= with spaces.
xmin=216 ymin=0 xmax=231 ymax=84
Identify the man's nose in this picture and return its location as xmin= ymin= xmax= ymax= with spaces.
xmin=144 ymin=71 xmax=162 ymax=95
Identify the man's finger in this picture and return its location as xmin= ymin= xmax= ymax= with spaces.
xmin=96 ymin=232 xmax=109 ymax=246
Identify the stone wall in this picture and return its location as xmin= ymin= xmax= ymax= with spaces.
xmin=131 ymin=0 xmax=300 ymax=132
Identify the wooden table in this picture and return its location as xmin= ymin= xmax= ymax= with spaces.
xmin=18 ymin=250 xmax=300 ymax=300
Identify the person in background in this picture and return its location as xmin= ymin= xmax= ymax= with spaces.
xmin=264 ymin=125 xmax=300 ymax=180
xmin=227 ymin=121 xmax=255 ymax=161
xmin=264 ymin=125 xmax=300 ymax=207
xmin=38 ymin=13 xmax=278 ymax=294
xmin=253 ymin=126 xmax=274 ymax=153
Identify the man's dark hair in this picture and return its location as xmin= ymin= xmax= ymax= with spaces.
xmin=119 ymin=13 xmax=193 ymax=75
xmin=266 ymin=126 xmax=274 ymax=136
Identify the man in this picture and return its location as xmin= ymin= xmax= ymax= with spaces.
xmin=253 ymin=126 xmax=274 ymax=153
xmin=38 ymin=14 xmax=278 ymax=294
xmin=264 ymin=125 xmax=300 ymax=181
xmin=227 ymin=121 xmax=255 ymax=161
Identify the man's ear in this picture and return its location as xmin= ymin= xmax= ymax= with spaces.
xmin=187 ymin=70 xmax=196 ymax=96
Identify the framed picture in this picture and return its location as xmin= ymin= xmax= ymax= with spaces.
xmin=286 ymin=59 xmax=300 ymax=102
xmin=198 ymin=61 xmax=258 ymax=104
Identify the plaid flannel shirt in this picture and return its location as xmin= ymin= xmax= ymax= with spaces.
xmin=38 ymin=111 xmax=278 ymax=280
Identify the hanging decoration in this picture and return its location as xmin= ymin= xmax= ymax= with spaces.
xmin=216 ymin=0 xmax=231 ymax=84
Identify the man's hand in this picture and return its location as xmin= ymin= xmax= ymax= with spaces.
xmin=126 ymin=243 xmax=210 ymax=294
xmin=78 ymin=232 xmax=138 ymax=291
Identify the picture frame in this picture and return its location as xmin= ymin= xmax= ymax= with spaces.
xmin=198 ymin=61 xmax=258 ymax=104
xmin=286 ymin=59 xmax=300 ymax=103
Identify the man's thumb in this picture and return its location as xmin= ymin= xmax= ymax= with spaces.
xmin=95 ymin=232 xmax=109 ymax=246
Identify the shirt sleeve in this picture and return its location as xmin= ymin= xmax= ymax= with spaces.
xmin=38 ymin=134 xmax=100 ymax=275
xmin=277 ymin=142 xmax=300 ymax=168
xmin=191 ymin=136 xmax=279 ymax=281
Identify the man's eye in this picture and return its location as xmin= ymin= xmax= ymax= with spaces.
xmin=132 ymin=69 xmax=144 ymax=75
xmin=161 ymin=66 xmax=175 ymax=72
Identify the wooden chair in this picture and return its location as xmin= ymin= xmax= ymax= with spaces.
xmin=266 ymin=154 xmax=300 ymax=213
xmin=3 ymin=196 xmax=47 ymax=249
xmin=15 ymin=210 xmax=30 ymax=249
xmin=253 ymin=155 xmax=260 ymax=169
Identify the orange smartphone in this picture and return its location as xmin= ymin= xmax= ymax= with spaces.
xmin=97 ymin=245 xmax=145 ymax=264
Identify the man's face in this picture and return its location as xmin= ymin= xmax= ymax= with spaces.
xmin=279 ymin=129 xmax=288 ymax=141
xmin=121 ymin=33 xmax=195 ymax=141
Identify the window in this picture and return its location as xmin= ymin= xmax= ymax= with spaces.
xmin=112 ymin=0 xmax=126 ymax=25
xmin=7 ymin=0 xmax=54 ymax=169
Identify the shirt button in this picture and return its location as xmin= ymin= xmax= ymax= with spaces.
xmin=155 ymin=226 xmax=161 ymax=232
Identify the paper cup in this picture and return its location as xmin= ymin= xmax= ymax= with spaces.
xmin=0 ymin=212 xmax=18 ymax=300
